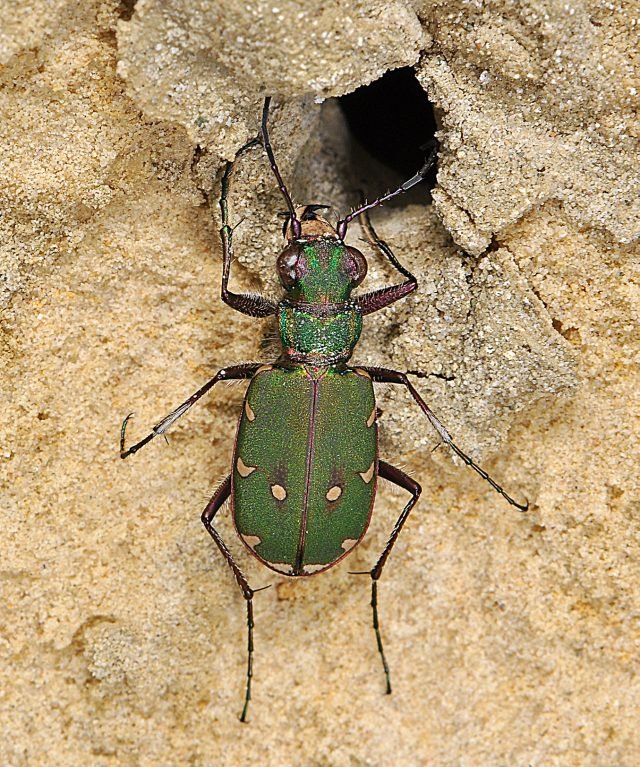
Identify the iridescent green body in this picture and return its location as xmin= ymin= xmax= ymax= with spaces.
xmin=231 ymin=235 xmax=377 ymax=576
xmin=119 ymin=111 xmax=524 ymax=721
xmin=233 ymin=363 xmax=377 ymax=575
xmin=278 ymin=302 xmax=362 ymax=365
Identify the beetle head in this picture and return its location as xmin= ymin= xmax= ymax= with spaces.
xmin=277 ymin=206 xmax=367 ymax=302
xmin=282 ymin=205 xmax=335 ymax=240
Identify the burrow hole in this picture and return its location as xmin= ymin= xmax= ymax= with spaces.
xmin=339 ymin=67 xmax=438 ymax=204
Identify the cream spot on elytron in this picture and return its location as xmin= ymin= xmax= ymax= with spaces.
xmin=268 ymin=562 xmax=294 ymax=575
xmin=326 ymin=485 xmax=342 ymax=502
xmin=241 ymin=534 xmax=261 ymax=549
xmin=236 ymin=457 xmax=257 ymax=478
xmin=341 ymin=538 xmax=359 ymax=552
xmin=271 ymin=484 xmax=287 ymax=501
xmin=366 ymin=407 xmax=376 ymax=428
xmin=354 ymin=367 xmax=371 ymax=379
xmin=244 ymin=399 xmax=256 ymax=421
xmin=359 ymin=462 xmax=375 ymax=484
xmin=303 ymin=563 xmax=327 ymax=574
xmin=256 ymin=364 xmax=273 ymax=374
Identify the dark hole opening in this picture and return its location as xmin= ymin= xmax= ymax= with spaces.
xmin=118 ymin=0 xmax=138 ymax=20
xmin=339 ymin=67 xmax=438 ymax=203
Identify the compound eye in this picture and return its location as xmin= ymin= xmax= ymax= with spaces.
xmin=277 ymin=244 xmax=301 ymax=288
xmin=345 ymin=246 xmax=368 ymax=287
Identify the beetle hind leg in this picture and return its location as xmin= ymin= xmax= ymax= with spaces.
xmin=201 ymin=475 xmax=258 ymax=723
xmin=358 ymin=460 xmax=422 ymax=695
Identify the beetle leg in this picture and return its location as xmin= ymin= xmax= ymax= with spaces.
xmin=363 ymin=367 xmax=529 ymax=511
xmin=219 ymin=139 xmax=278 ymax=318
xmin=120 ymin=363 xmax=262 ymax=458
xmin=353 ymin=205 xmax=417 ymax=315
xmin=201 ymin=475 xmax=257 ymax=723
xmin=360 ymin=460 xmax=421 ymax=695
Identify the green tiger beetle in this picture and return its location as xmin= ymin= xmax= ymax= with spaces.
xmin=120 ymin=96 xmax=527 ymax=722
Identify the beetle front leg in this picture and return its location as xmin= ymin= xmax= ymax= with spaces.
xmin=352 ymin=206 xmax=417 ymax=316
xmin=120 ymin=363 xmax=262 ymax=458
xmin=354 ymin=460 xmax=421 ymax=695
xmin=201 ymin=475 xmax=258 ymax=723
xmin=363 ymin=367 xmax=528 ymax=511
xmin=218 ymin=141 xmax=278 ymax=318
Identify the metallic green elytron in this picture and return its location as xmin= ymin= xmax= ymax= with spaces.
xmin=120 ymin=97 xmax=527 ymax=722
xmin=233 ymin=363 xmax=377 ymax=576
